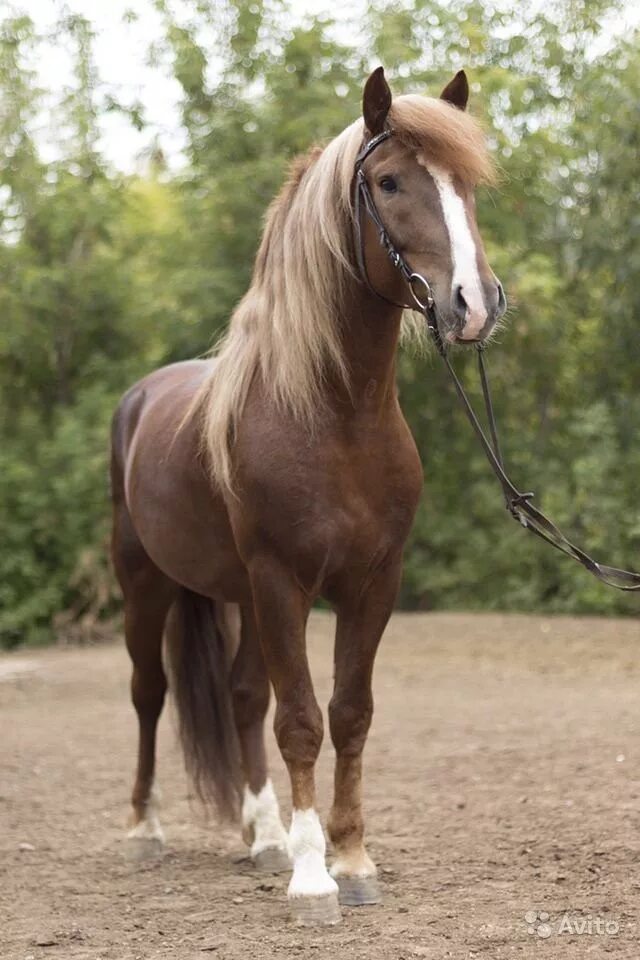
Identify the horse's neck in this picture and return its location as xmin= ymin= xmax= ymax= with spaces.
xmin=336 ymin=283 xmax=404 ymax=411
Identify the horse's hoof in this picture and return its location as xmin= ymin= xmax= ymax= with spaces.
xmin=335 ymin=874 xmax=381 ymax=906
xmin=289 ymin=892 xmax=342 ymax=926
xmin=124 ymin=835 xmax=165 ymax=862
xmin=253 ymin=846 xmax=291 ymax=873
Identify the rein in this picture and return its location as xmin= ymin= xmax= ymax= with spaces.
xmin=354 ymin=130 xmax=640 ymax=592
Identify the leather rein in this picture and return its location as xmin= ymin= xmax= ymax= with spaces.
xmin=353 ymin=129 xmax=640 ymax=591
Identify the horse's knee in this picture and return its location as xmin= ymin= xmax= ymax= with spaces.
xmin=274 ymin=697 xmax=324 ymax=765
xmin=328 ymin=694 xmax=372 ymax=756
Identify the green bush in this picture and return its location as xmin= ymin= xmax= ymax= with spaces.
xmin=0 ymin=386 xmax=118 ymax=646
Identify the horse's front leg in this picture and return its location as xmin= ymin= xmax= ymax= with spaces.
xmin=249 ymin=557 xmax=341 ymax=926
xmin=328 ymin=555 xmax=402 ymax=906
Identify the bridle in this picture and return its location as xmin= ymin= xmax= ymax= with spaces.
xmin=353 ymin=129 xmax=437 ymax=321
xmin=353 ymin=128 xmax=640 ymax=591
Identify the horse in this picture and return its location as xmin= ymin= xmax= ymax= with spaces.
xmin=110 ymin=65 xmax=505 ymax=926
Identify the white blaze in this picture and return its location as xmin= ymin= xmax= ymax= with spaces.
xmin=287 ymin=808 xmax=338 ymax=898
xmin=426 ymin=162 xmax=487 ymax=339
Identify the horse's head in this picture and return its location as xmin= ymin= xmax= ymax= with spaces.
xmin=356 ymin=67 xmax=505 ymax=344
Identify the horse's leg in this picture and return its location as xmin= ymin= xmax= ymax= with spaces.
xmin=231 ymin=604 xmax=289 ymax=871
xmin=249 ymin=558 xmax=340 ymax=925
xmin=123 ymin=586 xmax=174 ymax=858
xmin=327 ymin=556 xmax=402 ymax=905
xmin=112 ymin=500 xmax=176 ymax=860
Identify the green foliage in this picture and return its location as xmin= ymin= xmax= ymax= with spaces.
xmin=0 ymin=386 xmax=119 ymax=647
xmin=1 ymin=0 xmax=639 ymax=646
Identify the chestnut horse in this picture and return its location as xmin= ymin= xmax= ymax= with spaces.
xmin=110 ymin=67 xmax=505 ymax=925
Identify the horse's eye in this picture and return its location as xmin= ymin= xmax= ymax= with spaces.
xmin=379 ymin=176 xmax=398 ymax=194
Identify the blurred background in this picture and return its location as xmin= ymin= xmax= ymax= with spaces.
xmin=1 ymin=0 xmax=639 ymax=647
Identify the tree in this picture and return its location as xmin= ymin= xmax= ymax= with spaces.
xmin=1 ymin=0 xmax=638 ymax=646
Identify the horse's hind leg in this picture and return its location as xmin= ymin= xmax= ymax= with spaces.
xmin=231 ymin=605 xmax=289 ymax=871
xmin=112 ymin=501 xmax=177 ymax=860
xmin=123 ymin=578 xmax=175 ymax=859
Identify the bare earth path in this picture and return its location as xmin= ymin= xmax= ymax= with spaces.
xmin=2 ymin=611 xmax=640 ymax=959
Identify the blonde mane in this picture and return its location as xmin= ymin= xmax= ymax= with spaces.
xmin=196 ymin=95 xmax=495 ymax=493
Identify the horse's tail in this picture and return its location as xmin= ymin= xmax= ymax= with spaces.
xmin=165 ymin=587 xmax=241 ymax=820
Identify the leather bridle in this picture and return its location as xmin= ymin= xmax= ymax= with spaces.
xmin=353 ymin=129 xmax=438 ymax=323
xmin=353 ymin=128 xmax=640 ymax=591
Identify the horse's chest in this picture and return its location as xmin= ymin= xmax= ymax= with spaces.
xmin=233 ymin=407 xmax=423 ymax=592
xmin=281 ymin=432 xmax=422 ymax=578
xmin=327 ymin=451 xmax=422 ymax=558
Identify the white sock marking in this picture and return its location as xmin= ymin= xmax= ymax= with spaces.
xmin=241 ymin=779 xmax=288 ymax=856
xmin=127 ymin=793 xmax=164 ymax=843
xmin=331 ymin=846 xmax=377 ymax=879
xmin=426 ymin=162 xmax=487 ymax=339
xmin=287 ymin=808 xmax=338 ymax=899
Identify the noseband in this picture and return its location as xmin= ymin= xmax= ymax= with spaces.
xmin=353 ymin=129 xmax=640 ymax=591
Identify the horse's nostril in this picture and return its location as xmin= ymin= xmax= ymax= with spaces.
xmin=452 ymin=283 xmax=468 ymax=323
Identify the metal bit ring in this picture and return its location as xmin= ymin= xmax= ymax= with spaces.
xmin=408 ymin=272 xmax=434 ymax=311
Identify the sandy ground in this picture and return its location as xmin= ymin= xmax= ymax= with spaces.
xmin=2 ymin=611 xmax=640 ymax=959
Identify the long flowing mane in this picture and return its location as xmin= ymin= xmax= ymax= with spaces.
xmin=196 ymin=94 xmax=496 ymax=493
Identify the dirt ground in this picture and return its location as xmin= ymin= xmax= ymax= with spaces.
xmin=2 ymin=611 xmax=640 ymax=959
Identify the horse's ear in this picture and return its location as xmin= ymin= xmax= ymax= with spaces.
xmin=363 ymin=66 xmax=392 ymax=136
xmin=440 ymin=70 xmax=469 ymax=111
